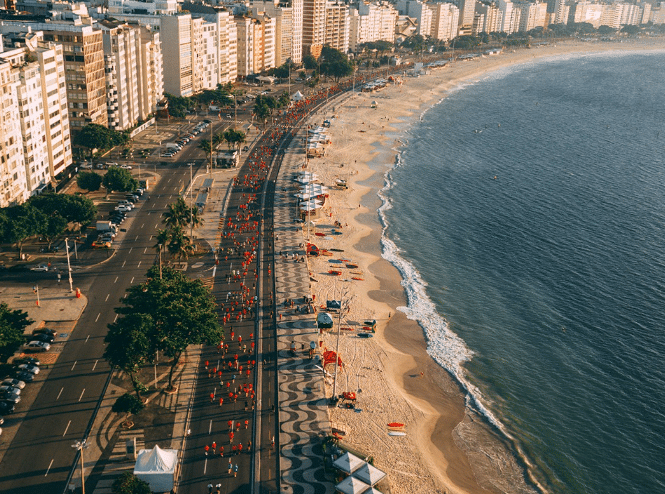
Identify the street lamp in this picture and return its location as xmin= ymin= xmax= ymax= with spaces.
xmin=71 ymin=439 xmax=89 ymax=494
xmin=65 ymin=238 xmax=73 ymax=292
xmin=188 ymin=163 xmax=194 ymax=240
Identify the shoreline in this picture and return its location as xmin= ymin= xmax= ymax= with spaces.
xmin=303 ymin=38 xmax=664 ymax=494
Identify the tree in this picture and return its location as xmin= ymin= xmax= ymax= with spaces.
xmin=1 ymin=204 xmax=48 ymax=258
xmin=112 ymin=393 xmax=145 ymax=428
xmin=112 ymin=472 xmax=151 ymax=494
xmin=40 ymin=214 xmax=68 ymax=251
xmin=222 ymin=129 xmax=247 ymax=151
xmin=73 ymin=124 xmax=129 ymax=157
xmin=164 ymin=93 xmax=195 ymax=118
xmin=0 ymin=303 xmax=33 ymax=362
xmin=103 ymin=166 xmax=138 ymax=194
xmin=115 ymin=266 xmax=223 ymax=389
xmin=105 ymin=313 xmax=154 ymax=398
xmin=162 ymin=197 xmax=189 ymax=230
xmin=77 ymin=171 xmax=103 ymax=192
xmin=303 ymin=54 xmax=318 ymax=70
xmin=167 ymin=225 xmax=195 ymax=260
xmin=198 ymin=139 xmax=214 ymax=164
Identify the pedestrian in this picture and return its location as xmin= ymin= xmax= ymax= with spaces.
xmin=216 ymin=484 xmax=221 ymax=494
xmin=248 ymin=440 xmax=252 ymax=452
xmin=212 ymin=441 xmax=217 ymax=452
xmin=220 ymin=446 xmax=224 ymax=457
xmin=229 ymin=431 xmax=234 ymax=443
xmin=236 ymin=421 xmax=240 ymax=431
xmin=227 ymin=419 xmax=233 ymax=430
xmin=208 ymin=483 xmax=213 ymax=493
xmin=204 ymin=445 xmax=210 ymax=456
xmin=238 ymin=443 xmax=243 ymax=454
xmin=219 ymin=397 xmax=224 ymax=406
xmin=227 ymin=460 xmax=232 ymax=475
xmin=234 ymin=464 xmax=238 ymax=477
xmin=244 ymin=419 xmax=249 ymax=429
xmin=210 ymin=392 xmax=214 ymax=403
xmin=232 ymin=444 xmax=237 ymax=455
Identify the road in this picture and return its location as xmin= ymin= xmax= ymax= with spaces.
xmin=0 ymin=162 xmax=196 ymax=494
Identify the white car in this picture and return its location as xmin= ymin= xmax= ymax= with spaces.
xmin=24 ymin=342 xmax=50 ymax=353
xmin=30 ymin=263 xmax=49 ymax=272
xmin=1 ymin=379 xmax=25 ymax=390
xmin=117 ymin=200 xmax=134 ymax=209
xmin=17 ymin=364 xmax=40 ymax=374
xmin=119 ymin=164 xmax=132 ymax=170
xmin=115 ymin=205 xmax=132 ymax=213
xmin=0 ymin=386 xmax=20 ymax=396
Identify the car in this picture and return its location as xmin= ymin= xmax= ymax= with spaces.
xmin=115 ymin=205 xmax=131 ymax=213
xmin=106 ymin=162 xmax=119 ymax=168
xmin=12 ymin=356 xmax=40 ymax=367
xmin=0 ymin=402 xmax=15 ymax=414
xmin=117 ymin=201 xmax=134 ymax=209
xmin=0 ymin=386 xmax=20 ymax=396
xmin=16 ymin=363 xmax=40 ymax=374
xmin=119 ymin=164 xmax=132 ymax=170
xmin=203 ymin=119 xmax=211 ymax=124
xmin=30 ymin=333 xmax=54 ymax=344
xmin=0 ymin=391 xmax=21 ymax=404
xmin=124 ymin=195 xmax=138 ymax=203
xmin=79 ymin=162 xmax=93 ymax=169
xmin=1 ymin=379 xmax=25 ymax=389
xmin=14 ymin=371 xmax=34 ymax=383
xmin=92 ymin=240 xmax=112 ymax=249
xmin=109 ymin=216 xmax=125 ymax=224
xmin=161 ymin=152 xmax=174 ymax=157
xmin=30 ymin=263 xmax=49 ymax=272
xmin=94 ymin=163 xmax=106 ymax=169
xmin=32 ymin=328 xmax=57 ymax=338
xmin=226 ymin=114 xmax=232 ymax=119
xmin=24 ymin=341 xmax=50 ymax=353
xmin=134 ymin=188 xmax=144 ymax=195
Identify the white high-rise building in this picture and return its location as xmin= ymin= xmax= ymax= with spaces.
xmin=325 ymin=1 xmax=350 ymax=53
xmin=0 ymin=59 xmax=28 ymax=207
xmin=456 ymin=0 xmax=476 ymax=30
xmin=236 ymin=14 xmax=276 ymax=76
xmin=302 ymin=0 xmax=327 ymax=55
xmin=192 ymin=17 xmax=220 ymax=93
xmin=100 ymin=21 xmax=141 ymax=130
xmin=137 ymin=25 xmax=164 ymax=120
xmin=517 ymin=1 xmax=547 ymax=31
xmin=1 ymin=32 xmax=72 ymax=198
xmin=475 ymin=2 xmax=503 ymax=33
xmin=160 ymin=14 xmax=193 ymax=96
xmin=498 ymin=0 xmax=519 ymax=33
xmin=251 ymin=0 xmax=303 ymax=65
xmin=349 ymin=2 xmax=398 ymax=52
xmin=430 ymin=2 xmax=459 ymax=40
xmin=568 ymin=1 xmax=605 ymax=28
xmin=235 ymin=16 xmax=254 ymax=77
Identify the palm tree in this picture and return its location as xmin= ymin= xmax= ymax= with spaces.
xmin=162 ymin=197 xmax=189 ymax=229
xmin=167 ymin=226 xmax=195 ymax=260
xmin=198 ymin=139 xmax=213 ymax=164
xmin=187 ymin=206 xmax=204 ymax=230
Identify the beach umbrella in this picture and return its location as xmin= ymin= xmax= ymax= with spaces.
xmin=333 ymin=452 xmax=366 ymax=474
xmin=353 ymin=463 xmax=387 ymax=486
xmin=335 ymin=476 xmax=370 ymax=494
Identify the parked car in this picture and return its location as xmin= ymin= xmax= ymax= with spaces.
xmin=117 ymin=200 xmax=134 ymax=209
xmin=12 ymin=357 xmax=40 ymax=367
xmin=119 ymin=164 xmax=132 ymax=170
xmin=16 ymin=363 xmax=40 ymax=374
xmin=14 ymin=371 xmax=34 ymax=383
xmin=30 ymin=263 xmax=49 ymax=272
xmin=106 ymin=162 xmax=119 ymax=168
xmin=134 ymin=188 xmax=144 ymax=196
xmin=226 ymin=114 xmax=232 ymax=119
xmin=79 ymin=162 xmax=93 ymax=170
xmin=30 ymin=333 xmax=54 ymax=344
xmin=1 ymin=379 xmax=25 ymax=389
xmin=203 ymin=119 xmax=211 ymax=124
xmin=0 ymin=391 xmax=21 ymax=404
xmin=94 ymin=163 xmax=106 ymax=169
xmin=0 ymin=386 xmax=21 ymax=396
xmin=115 ymin=205 xmax=131 ymax=213
xmin=125 ymin=194 xmax=139 ymax=202
xmin=161 ymin=152 xmax=174 ymax=158
xmin=32 ymin=328 xmax=57 ymax=338
xmin=0 ymin=402 xmax=15 ymax=415
xmin=24 ymin=341 xmax=50 ymax=353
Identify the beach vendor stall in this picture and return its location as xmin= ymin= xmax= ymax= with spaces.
xmin=317 ymin=311 xmax=334 ymax=330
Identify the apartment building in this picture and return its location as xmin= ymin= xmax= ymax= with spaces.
xmin=517 ymin=1 xmax=547 ymax=31
xmin=430 ymin=2 xmax=459 ymax=41
xmin=160 ymin=14 xmax=193 ymax=96
xmin=251 ymin=0 xmax=303 ymax=65
xmin=108 ymin=0 xmax=178 ymax=16
xmin=100 ymin=20 xmax=141 ymax=130
xmin=456 ymin=0 xmax=476 ymax=32
xmin=235 ymin=14 xmax=276 ymax=76
xmin=0 ymin=33 xmax=73 ymax=200
xmin=137 ymin=25 xmax=164 ymax=120
xmin=0 ymin=59 xmax=28 ymax=207
xmin=325 ymin=1 xmax=350 ymax=53
xmin=497 ymin=0 xmax=520 ymax=34
xmin=475 ymin=2 xmax=502 ymax=34
xmin=568 ymin=1 xmax=604 ymax=28
xmin=302 ymin=0 xmax=327 ymax=55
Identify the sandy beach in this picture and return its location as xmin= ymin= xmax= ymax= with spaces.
xmin=295 ymin=38 xmax=664 ymax=494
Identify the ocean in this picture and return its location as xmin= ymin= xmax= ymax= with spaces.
xmin=381 ymin=51 xmax=665 ymax=494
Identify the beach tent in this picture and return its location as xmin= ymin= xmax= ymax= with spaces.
xmin=292 ymin=91 xmax=305 ymax=101
xmin=333 ymin=451 xmax=366 ymax=474
xmin=336 ymin=476 xmax=370 ymax=494
xmin=353 ymin=463 xmax=387 ymax=486
xmin=133 ymin=445 xmax=177 ymax=492
xmin=365 ymin=488 xmax=384 ymax=494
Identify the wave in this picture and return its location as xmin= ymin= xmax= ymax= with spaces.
xmin=379 ymin=144 xmax=549 ymax=494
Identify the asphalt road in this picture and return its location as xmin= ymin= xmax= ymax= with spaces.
xmin=0 ymin=163 xmax=194 ymax=494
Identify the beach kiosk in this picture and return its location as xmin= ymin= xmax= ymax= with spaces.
xmin=133 ymin=445 xmax=178 ymax=493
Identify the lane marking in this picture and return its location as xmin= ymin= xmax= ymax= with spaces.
xmin=137 ymin=262 xmax=141 ymax=268
xmin=131 ymin=277 xmax=135 ymax=284
xmin=141 ymin=224 xmax=144 ymax=229
xmin=45 ymin=459 xmax=54 ymax=476
xmin=122 ymin=260 xmax=126 ymax=267
xmin=57 ymin=387 xmax=63 ymax=400
xmin=135 ymin=236 xmax=139 ymax=241
xmin=114 ymin=314 xmax=118 ymax=322
xmin=95 ymin=313 xmax=101 ymax=322
xmin=79 ymin=389 xmax=85 ymax=402
xmin=93 ymin=360 xmax=98 ymax=371
xmin=155 ymin=223 xmax=159 ymax=228
xmin=129 ymin=247 xmax=133 ymax=254
xmin=85 ymin=335 xmax=90 ymax=343
xmin=71 ymin=361 xmax=77 ymax=371
xmin=105 ymin=294 xmax=110 ymax=302
xmin=203 ymin=458 xmax=207 ymax=475
xmin=150 ymin=235 xmax=153 ymax=240
xmin=144 ymin=247 xmax=147 ymax=254
xmin=114 ymin=276 xmax=118 ymax=283
xmin=209 ymin=420 xmax=213 ymax=434
xmin=63 ymin=420 xmax=71 ymax=436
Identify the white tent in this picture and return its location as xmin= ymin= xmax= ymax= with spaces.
xmin=365 ymin=488 xmax=384 ymax=494
xmin=333 ymin=452 xmax=366 ymax=474
xmin=353 ymin=463 xmax=387 ymax=486
xmin=133 ymin=445 xmax=177 ymax=493
xmin=292 ymin=91 xmax=305 ymax=101
xmin=336 ymin=476 xmax=370 ymax=494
